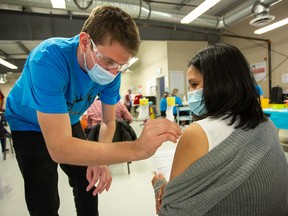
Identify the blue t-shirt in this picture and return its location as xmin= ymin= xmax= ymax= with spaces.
xmin=256 ymin=85 xmax=264 ymax=97
xmin=173 ymin=96 xmax=183 ymax=115
xmin=5 ymin=35 xmax=121 ymax=131
xmin=160 ymin=97 xmax=167 ymax=112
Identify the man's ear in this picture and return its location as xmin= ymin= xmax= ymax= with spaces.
xmin=79 ymin=32 xmax=90 ymax=52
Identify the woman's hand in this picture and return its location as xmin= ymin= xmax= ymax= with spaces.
xmin=152 ymin=172 xmax=167 ymax=214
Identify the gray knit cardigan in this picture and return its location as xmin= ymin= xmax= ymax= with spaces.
xmin=158 ymin=120 xmax=288 ymax=216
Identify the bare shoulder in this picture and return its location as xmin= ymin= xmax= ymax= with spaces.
xmin=169 ymin=123 xmax=209 ymax=180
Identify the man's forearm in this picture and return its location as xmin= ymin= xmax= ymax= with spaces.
xmin=98 ymin=121 xmax=116 ymax=143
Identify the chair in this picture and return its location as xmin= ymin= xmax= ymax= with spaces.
xmin=176 ymin=106 xmax=193 ymax=126
xmin=87 ymin=120 xmax=137 ymax=174
xmin=0 ymin=128 xmax=13 ymax=160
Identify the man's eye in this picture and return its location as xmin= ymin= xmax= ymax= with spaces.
xmin=101 ymin=57 xmax=112 ymax=64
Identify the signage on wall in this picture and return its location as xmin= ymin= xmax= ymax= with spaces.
xmin=250 ymin=62 xmax=266 ymax=82
xmin=282 ymin=74 xmax=288 ymax=84
xmin=169 ymin=71 xmax=185 ymax=95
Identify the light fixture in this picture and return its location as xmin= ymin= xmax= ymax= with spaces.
xmin=270 ymin=0 xmax=282 ymax=7
xmin=0 ymin=74 xmax=8 ymax=84
xmin=127 ymin=57 xmax=139 ymax=68
xmin=125 ymin=69 xmax=132 ymax=73
xmin=0 ymin=58 xmax=18 ymax=69
xmin=254 ymin=17 xmax=288 ymax=34
xmin=51 ymin=0 xmax=66 ymax=9
xmin=181 ymin=0 xmax=221 ymax=24
xmin=122 ymin=57 xmax=139 ymax=73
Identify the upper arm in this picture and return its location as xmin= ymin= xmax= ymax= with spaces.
xmin=169 ymin=123 xmax=209 ymax=181
xmin=26 ymin=55 xmax=68 ymax=114
xmin=37 ymin=111 xmax=72 ymax=159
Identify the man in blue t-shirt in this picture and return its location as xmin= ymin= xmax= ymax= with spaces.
xmin=5 ymin=5 xmax=181 ymax=216
xmin=256 ymin=84 xmax=264 ymax=99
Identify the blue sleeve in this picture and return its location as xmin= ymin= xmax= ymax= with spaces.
xmin=22 ymin=53 xmax=68 ymax=114
xmin=176 ymin=96 xmax=183 ymax=106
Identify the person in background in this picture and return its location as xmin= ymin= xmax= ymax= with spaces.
xmin=133 ymin=91 xmax=143 ymax=113
xmin=87 ymin=95 xmax=133 ymax=128
xmin=0 ymin=89 xmax=4 ymax=112
xmin=171 ymin=88 xmax=182 ymax=118
xmin=4 ymin=5 xmax=181 ymax=216
xmin=0 ymin=89 xmax=7 ymax=153
xmin=0 ymin=121 xmax=10 ymax=154
xmin=171 ymin=88 xmax=187 ymax=125
xmin=256 ymin=84 xmax=264 ymax=99
xmin=151 ymin=43 xmax=288 ymax=215
xmin=0 ymin=89 xmax=7 ymax=125
xmin=160 ymin=92 xmax=169 ymax=117
xmin=124 ymin=89 xmax=132 ymax=112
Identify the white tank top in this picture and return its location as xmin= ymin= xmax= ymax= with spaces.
xmin=194 ymin=116 xmax=236 ymax=151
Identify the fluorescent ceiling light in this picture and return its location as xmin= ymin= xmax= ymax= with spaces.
xmin=254 ymin=17 xmax=288 ymax=34
xmin=270 ymin=0 xmax=282 ymax=7
xmin=0 ymin=58 xmax=18 ymax=69
xmin=51 ymin=0 xmax=66 ymax=9
xmin=181 ymin=0 xmax=221 ymax=24
xmin=128 ymin=57 xmax=139 ymax=67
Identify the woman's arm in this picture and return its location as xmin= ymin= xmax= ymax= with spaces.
xmin=152 ymin=123 xmax=209 ymax=213
xmin=169 ymin=123 xmax=209 ymax=181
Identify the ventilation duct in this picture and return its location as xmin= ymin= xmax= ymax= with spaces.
xmin=0 ymin=0 xmax=280 ymax=30
xmin=249 ymin=1 xmax=275 ymax=26
xmin=90 ymin=0 xmax=280 ymax=29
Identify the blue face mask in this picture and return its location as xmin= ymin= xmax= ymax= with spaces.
xmin=84 ymin=53 xmax=117 ymax=85
xmin=188 ymin=88 xmax=207 ymax=116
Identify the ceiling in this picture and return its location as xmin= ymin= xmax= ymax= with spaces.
xmin=0 ymin=0 xmax=283 ymax=76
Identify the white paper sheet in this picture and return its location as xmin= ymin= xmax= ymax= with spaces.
xmin=150 ymin=148 xmax=176 ymax=180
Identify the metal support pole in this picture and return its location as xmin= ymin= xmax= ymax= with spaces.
xmin=267 ymin=41 xmax=272 ymax=98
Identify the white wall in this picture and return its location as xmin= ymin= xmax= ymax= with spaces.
xmin=167 ymin=41 xmax=207 ymax=99
xmin=120 ymin=40 xmax=208 ymax=100
xmin=120 ymin=41 xmax=168 ymax=98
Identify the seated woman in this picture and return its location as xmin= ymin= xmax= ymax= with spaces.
xmin=170 ymin=88 xmax=183 ymax=118
xmin=152 ymin=43 xmax=288 ymax=216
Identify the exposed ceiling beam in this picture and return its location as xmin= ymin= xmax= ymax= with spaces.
xmin=0 ymin=49 xmax=13 ymax=60
xmin=16 ymin=41 xmax=30 ymax=55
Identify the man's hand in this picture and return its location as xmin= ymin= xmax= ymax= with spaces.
xmin=86 ymin=165 xmax=112 ymax=196
xmin=135 ymin=118 xmax=182 ymax=160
